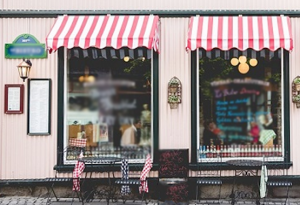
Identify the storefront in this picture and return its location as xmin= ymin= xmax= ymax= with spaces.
xmin=186 ymin=16 xmax=293 ymax=164
xmin=45 ymin=15 xmax=160 ymax=165
xmin=1 ymin=0 xmax=300 ymax=185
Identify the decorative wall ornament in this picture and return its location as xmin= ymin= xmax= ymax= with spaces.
xmin=292 ymin=76 xmax=300 ymax=108
xmin=168 ymin=76 xmax=182 ymax=109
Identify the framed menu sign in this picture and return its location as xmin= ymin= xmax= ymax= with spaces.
xmin=4 ymin=84 xmax=24 ymax=114
xmin=27 ymin=79 xmax=51 ymax=135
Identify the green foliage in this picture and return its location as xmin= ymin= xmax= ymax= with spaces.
xmin=293 ymin=77 xmax=300 ymax=84
xmin=293 ymin=94 xmax=300 ymax=102
xmin=199 ymin=57 xmax=234 ymax=99
xmin=123 ymin=59 xmax=151 ymax=80
xmin=168 ymin=94 xmax=180 ymax=103
xmin=168 ymin=77 xmax=180 ymax=86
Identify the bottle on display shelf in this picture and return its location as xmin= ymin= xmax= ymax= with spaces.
xmin=227 ymin=145 xmax=233 ymax=158
xmin=199 ymin=146 xmax=203 ymax=159
xmin=202 ymin=145 xmax=207 ymax=158
xmin=250 ymin=145 xmax=255 ymax=157
xmin=220 ymin=145 xmax=224 ymax=157
xmin=206 ymin=145 xmax=212 ymax=158
xmin=253 ymin=145 xmax=258 ymax=157
xmin=246 ymin=145 xmax=251 ymax=157
xmin=274 ymin=144 xmax=279 ymax=157
xmin=230 ymin=145 xmax=236 ymax=158
xmin=224 ymin=145 xmax=228 ymax=158
xmin=278 ymin=145 xmax=282 ymax=157
xmin=213 ymin=145 xmax=217 ymax=158
xmin=258 ymin=145 xmax=263 ymax=157
xmin=240 ymin=145 xmax=245 ymax=157
xmin=271 ymin=145 xmax=275 ymax=157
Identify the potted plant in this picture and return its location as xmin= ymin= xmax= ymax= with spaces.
xmin=293 ymin=77 xmax=300 ymax=91
xmin=292 ymin=94 xmax=300 ymax=102
xmin=168 ymin=94 xmax=180 ymax=109
xmin=292 ymin=94 xmax=300 ymax=108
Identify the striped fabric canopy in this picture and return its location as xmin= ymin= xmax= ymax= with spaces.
xmin=46 ymin=15 xmax=160 ymax=53
xmin=186 ymin=16 xmax=293 ymax=51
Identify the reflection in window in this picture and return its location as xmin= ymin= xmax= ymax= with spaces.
xmin=198 ymin=49 xmax=283 ymax=160
xmin=66 ymin=47 xmax=152 ymax=162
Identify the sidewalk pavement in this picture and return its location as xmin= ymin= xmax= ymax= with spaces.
xmin=0 ymin=196 xmax=300 ymax=205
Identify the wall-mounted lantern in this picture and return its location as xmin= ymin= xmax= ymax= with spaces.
xmin=168 ymin=76 xmax=182 ymax=109
xmin=17 ymin=59 xmax=32 ymax=82
xmin=292 ymin=76 xmax=300 ymax=108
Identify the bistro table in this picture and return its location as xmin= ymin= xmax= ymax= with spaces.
xmin=81 ymin=156 xmax=122 ymax=205
xmin=227 ymin=159 xmax=262 ymax=205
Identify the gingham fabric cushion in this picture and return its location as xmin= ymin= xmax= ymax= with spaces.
xmin=259 ymin=130 xmax=276 ymax=145
xmin=72 ymin=153 xmax=85 ymax=191
xmin=139 ymin=154 xmax=153 ymax=193
xmin=120 ymin=159 xmax=131 ymax=195
xmin=69 ymin=139 xmax=87 ymax=148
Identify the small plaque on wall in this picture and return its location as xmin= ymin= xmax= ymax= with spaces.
xmin=27 ymin=79 xmax=51 ymax=135
xmin=4 ymin=84 xmax=24 ymax=114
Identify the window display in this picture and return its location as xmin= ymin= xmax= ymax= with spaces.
xmin=198 ymin=49 xmax=283 ymax=159
xmin=66 ymin=47 xmax=152 ymax=162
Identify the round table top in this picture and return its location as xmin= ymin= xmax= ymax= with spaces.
xmin=81 ymin=156 xmax=123 ymax=164
xmin=226 ymin=159 xmax=262 ymax=167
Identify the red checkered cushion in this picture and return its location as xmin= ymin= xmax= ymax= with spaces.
xmin=139 ymin=154 xmax=152 ymax=193
xmin=69 ymin=139 xmax=87 ymax=148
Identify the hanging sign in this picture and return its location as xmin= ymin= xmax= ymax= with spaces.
xmin=5 ymin=34 xmax=47 ymax=59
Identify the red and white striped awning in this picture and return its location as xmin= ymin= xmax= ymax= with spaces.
xmin=186 ymin=16 xmax=293 ymax=51
xmin=46 ymin=15 xmax=160 ymax=53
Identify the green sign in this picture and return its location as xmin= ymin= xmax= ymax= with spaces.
xmin=5 ymin=34 xmax=47 ymax=59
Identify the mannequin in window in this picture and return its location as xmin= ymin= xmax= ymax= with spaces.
xmin=202 ymin=120 xmax=221 ymax=146
xmin=140 ymin=104 xmax=151 ymax=146
xmin=120 ymin=119 xmax=141 ymax=146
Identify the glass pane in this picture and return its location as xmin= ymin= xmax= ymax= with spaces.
xmin=198 ymin=49 xmax=283 ymax=160
xmin=66 ymin=47 xmax=152 ymax=162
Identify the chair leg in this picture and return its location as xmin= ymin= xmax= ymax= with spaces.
xmin=195 ymin=185 xmax=198 ymax=203
xmin=218 ymin=185 xmax=222 ymax=204
xmin=141 ymin=191 xmax=148 ymax=204
xmin=49 ymin=183 xmax=59 ymax=201
xmin=285 ymin=186 xmax=290 ymax=205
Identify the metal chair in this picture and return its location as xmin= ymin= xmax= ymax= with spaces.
xmin=195 ymin=148 xmax=222 ymax=204
xmin=263 ymin=154 xmax=292 ymax=205
xmin=114 ymin=154 xmax=153 ymax=204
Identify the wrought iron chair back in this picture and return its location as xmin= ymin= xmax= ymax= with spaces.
xmin=263 ymin=153 xmax=292 ymax=205
xmin=195 ymin=150 xmax=223 ymax=202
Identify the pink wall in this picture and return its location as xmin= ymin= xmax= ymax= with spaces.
xmin=1 ymin=3 xmax=300 ymax=178
xmin=0 ymin=18 xmax=58 ymax=179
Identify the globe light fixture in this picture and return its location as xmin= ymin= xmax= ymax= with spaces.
xmin=249 ymin=58 xmax=258 ymax=67
xmin=78 ymin=66 xmax=95 ymax=83
xmin=230 ymin=58 xmax=239 ymax=66
xmin=123 ymin=56 xmax=130 ymax=62
xmin=238 ymin=63 xmax=250 ymax=74
xmin=231 ymin=55 xmax=258 ymax=74
xmin=238 ymin=55 xmax=247 ymax=64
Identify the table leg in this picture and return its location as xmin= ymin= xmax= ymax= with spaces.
xmin=230 ymin=175 xmax=237 ymax=205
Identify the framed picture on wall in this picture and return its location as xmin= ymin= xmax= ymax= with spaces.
xmin=4 ymin=84 xmax=24 ymax=114
xmin=27 ymin=78 xmax=51 ymax=135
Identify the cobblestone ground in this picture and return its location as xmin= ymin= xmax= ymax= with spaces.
xmin=0 ymin=197 xmax=300 ymax=205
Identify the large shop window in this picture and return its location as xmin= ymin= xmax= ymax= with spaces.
xmin=46 ymin=15 xmax=160 ymax=164
xmin=186 ymin=16 xmax=293 ymax=162
xmin=66 ymin=47 xmax=153 ymax=163
xmin=198 ymin=48 xmax=284 ymax=160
